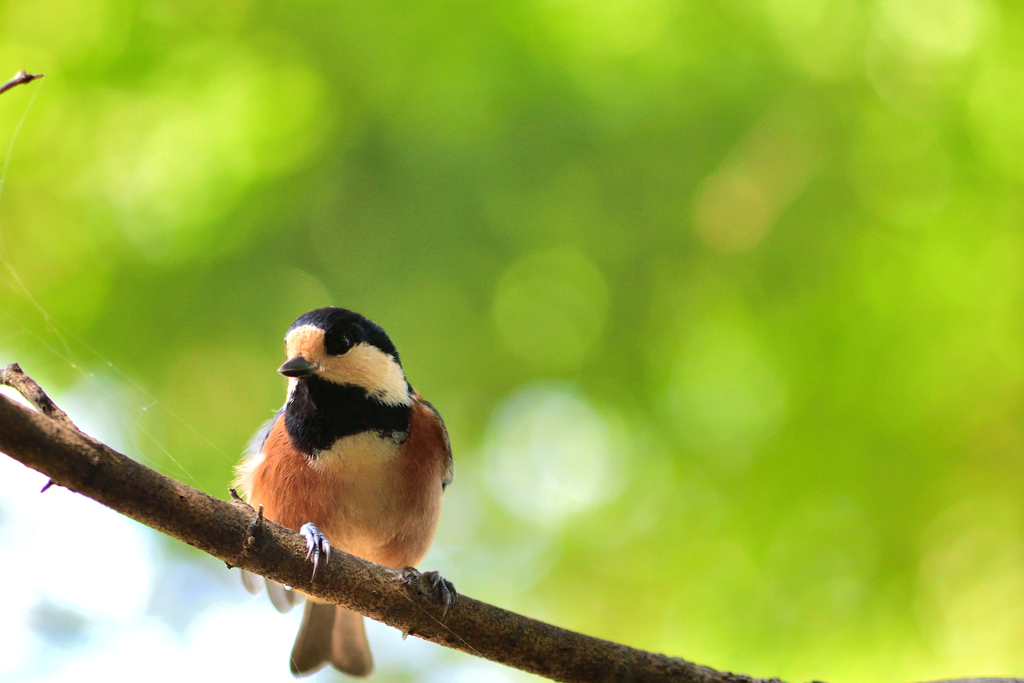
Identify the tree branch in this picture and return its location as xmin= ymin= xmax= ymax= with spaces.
xmin=0 ymin=70 xmax=44 ymax=96
xmin=1 ymin=362 xmax=77 ymax=429
xmin=0 ymin=365 xmax=1018 ymax=683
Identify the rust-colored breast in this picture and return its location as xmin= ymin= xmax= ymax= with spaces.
xmin=244 ymin=414 xmax=345 ymax=534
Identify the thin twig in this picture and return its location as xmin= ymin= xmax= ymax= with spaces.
xmin=0 ymin=365 xmax=1019 ymax=683
xmin=229 ymin=487 xmax=251 ymax=507
xmin=1 ymin=362 xmax=77 ymax=430
xmin=246 ymin=504 xmax=264 ymax=549
xmin=0 ymin=70 xmax=44 ymax=97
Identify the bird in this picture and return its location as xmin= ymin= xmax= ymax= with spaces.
xmin=234 ymin=307 xmax=455 ymax=678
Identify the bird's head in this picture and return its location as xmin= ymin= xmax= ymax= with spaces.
xmin=279 ymin=307 xmax=410 ymax=407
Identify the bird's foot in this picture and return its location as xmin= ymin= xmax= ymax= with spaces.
xmin=299 ymin=523 xmax=331 ymax=581
xmin=402 ymin=566 xmax=457 ymax=621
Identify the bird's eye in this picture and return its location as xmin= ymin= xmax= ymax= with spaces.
xmin=326 ymin=334 xmax=352 ymax=355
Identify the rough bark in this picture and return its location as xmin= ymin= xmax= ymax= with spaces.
xmin=0 ymin=367 xmax=1019 ymax=683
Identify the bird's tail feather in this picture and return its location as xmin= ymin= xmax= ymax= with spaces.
xmin=290 ymin=601 xmax=373 ymax=678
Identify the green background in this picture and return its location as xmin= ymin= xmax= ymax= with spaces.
xmin=2 ymin=0 xmax=1024 ymax=681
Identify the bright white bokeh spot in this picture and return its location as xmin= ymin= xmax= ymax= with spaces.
xmin=29 ymin=622 xmax=183 ymax=683
xmin=31 ymin=489 xmax=153 ymax=619
xmin=182 ymin=602 xmax=303 ymax=681
xmin=483 ymin=383 xmax=622 ymax=526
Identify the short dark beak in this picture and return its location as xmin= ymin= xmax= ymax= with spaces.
xmin=278 ymin=356 xmax=317 ymax=378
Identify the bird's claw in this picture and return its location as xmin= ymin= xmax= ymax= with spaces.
xmin=299 ymin=523 xmax=331 ymax=581
xmin=402 ymin=566 xmax=457 ymax=621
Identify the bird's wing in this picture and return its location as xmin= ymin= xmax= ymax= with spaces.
xmin=410 ymin=394 xmax=454 ymax=490
xmin=233 ymin=407 xmax=284 ymax=501
xmin=237 ymin=408 xmax=301 ymax=614
xmin=247 ymin=408 xmax=284 ymax=460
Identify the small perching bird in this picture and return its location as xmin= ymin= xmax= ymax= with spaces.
xmin=235 ymin=307 xmax=455 ymax=677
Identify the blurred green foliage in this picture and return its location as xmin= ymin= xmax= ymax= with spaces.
xmin=2 ymin=0 xmax=1024 ymax=681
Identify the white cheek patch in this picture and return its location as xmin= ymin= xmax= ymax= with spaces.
xmin=318 ymin=342 xmax=411 ymax=406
